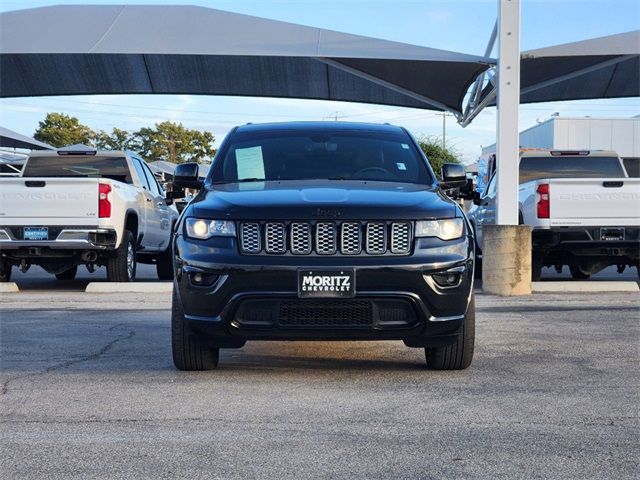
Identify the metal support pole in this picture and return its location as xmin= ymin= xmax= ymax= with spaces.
xmin=495 ymin=0 xmax=520 ymax=225
xmin=442 ymin=113 xmax=446 ymax=149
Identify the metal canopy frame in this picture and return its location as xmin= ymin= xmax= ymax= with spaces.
xmin=459 ymin=31 xmax=640 ymax=128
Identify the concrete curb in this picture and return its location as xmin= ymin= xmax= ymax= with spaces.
xmin=0 ymin=282 xmax=19 ymax=293
xmin=85 ymin=282 xmax=173 ymax=293
xmin=532 ymin=281 xmax=639 ymax=293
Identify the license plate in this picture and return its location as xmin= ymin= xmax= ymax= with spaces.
xmin=23 ymin=227 xmax=48 ymax=240
xmin=600 ymin=228 xmax=624 ymax=241
xmin=298 ymin=269 xmax=355 ymax=298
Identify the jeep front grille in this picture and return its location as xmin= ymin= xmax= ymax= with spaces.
xmin=238 ymin=221 xmax=413 ymax=256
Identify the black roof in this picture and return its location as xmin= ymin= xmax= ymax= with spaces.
xmin=234 ymin=121 xmax=405 ymax=134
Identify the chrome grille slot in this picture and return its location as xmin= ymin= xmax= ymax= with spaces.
xmin=265 ymin=222 xmax=286 ymax=254
xmin=315 ymin=222 xmax=337 ymax=255
xmin=240 ymin=222 xmax=261 ymax=253
xmin=340 ymin=222 xmax=362 ymax=255
xmin=365 ymin=223 xmax=386 ymax=254
xmin=290 ymin=222 xmax=312 ymax=255
xmin=390 ymin=222 xmax=411 ymax=254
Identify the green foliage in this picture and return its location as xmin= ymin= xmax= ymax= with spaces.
xmin=33 ymin=113 xmax=95 ymax=148
xmin=417 ymin=136 xmax=461 ymax=179
xmin=94 ymin=127 xmax=140 ymax=151
xmin=134 ymin=121 xmax=216 ymax=164
xmin=33 ymin=113 xmax=216 ymax=163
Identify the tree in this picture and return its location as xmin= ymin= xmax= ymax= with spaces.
xmin=417 ymin=136 xmax=461 ymax=179
xmin=33 ymin=112 xmax=95 ymax=148
xmin=94 ymin=127 xmax=139 ymax=151
xmin=134 ymin=121 xmax=216 ymax=163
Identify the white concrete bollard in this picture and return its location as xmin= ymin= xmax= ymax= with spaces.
xmin=482 ymin=225 xmax=532 ymax=296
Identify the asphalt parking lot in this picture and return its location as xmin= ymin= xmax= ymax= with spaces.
xmin=1 ymin=290 xmax=638 ymax=479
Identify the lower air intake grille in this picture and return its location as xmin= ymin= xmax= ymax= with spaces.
xmin=279 ymin=300 xmax=373 ymax=327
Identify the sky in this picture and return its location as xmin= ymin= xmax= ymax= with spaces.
xmin=0 ymin=0 xmax=639 ymax=163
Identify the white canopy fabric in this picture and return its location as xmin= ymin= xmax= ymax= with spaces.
xmin=0 ymin=126 xmax=53 ymax=150
xmin=0 ymin=5 xmax=492 ymax=116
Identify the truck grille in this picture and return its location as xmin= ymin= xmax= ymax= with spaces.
xmin=238 ymin=221 xmax=412 ymax=256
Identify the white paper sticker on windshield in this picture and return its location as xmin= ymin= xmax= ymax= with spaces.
xmin=396 ymin=162 xmax=407 ymax=171
xmin=401 ymin=144 xmax=410 ymax=150
xmin=235 ymin=146 xmax=265 ymax=180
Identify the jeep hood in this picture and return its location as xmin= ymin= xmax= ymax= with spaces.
xmin=192 ymin=180 xmax=457 ymax=220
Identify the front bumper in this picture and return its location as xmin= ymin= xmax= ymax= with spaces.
xmin=0 ymin=227 xmax=117 ymax=251
xmin=174 ymin=233 xmax=474 ymax=346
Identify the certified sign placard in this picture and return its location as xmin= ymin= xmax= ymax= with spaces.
xmin=298 ymin=269 xmax=355 ymax=298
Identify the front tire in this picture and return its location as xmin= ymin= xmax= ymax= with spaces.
xmin=0 ymin=257 xmax=11 ymax=282
xmin=55 ymin=266 xmax=77 ymax=280
xmin=532 ymin=254 xmax=543 ymax=282
xmin=425 ymin=296 xmax=475 ymax=370
xmin=107 ymin=230 xmax=136 ymax=282
xmin=569 ymin=265 xmax=591 ymax=280
xmin=171 ymin=289 xmax=219 ymax=370
xmin=156 ymin=236 xmax=174 ymax=281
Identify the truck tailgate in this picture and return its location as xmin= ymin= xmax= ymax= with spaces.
xmin=0 ymin=177 xmax=99 ymax=226
xmin=549 ymin=178 xmax=640 ymax=227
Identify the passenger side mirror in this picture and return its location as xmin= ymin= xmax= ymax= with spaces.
xmin=472 ymin=191 xmax=482 ymax=206
xmin=440 ymin=163 xmax=467 ymax=190
xmin=173 ymin=163 xmax=203 ymax=189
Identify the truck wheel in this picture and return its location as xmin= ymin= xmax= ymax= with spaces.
xmin=0 ymin=257 xmax=11 ymax=282
xmin=156 ymin=237 xmax=174 ymax=281
xmin=171 ymin=289 xmax=219 ymax=370
xmin=55 ymin=266 xmax=77 ymax=280
xmin=107 ymin=230 xmax=136 ymax=282
xmin=570 ymin=265 xmax=591 ymax=280
xmin=425 ymin=296 xmax=475 ymax=370
xmin=531 ymin=255 xmax=543 ymax=282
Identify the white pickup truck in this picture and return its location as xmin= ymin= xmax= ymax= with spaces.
xmin=468 ymin=150 xmax=640 ymax=280
xmin=0 ymin=146 xmax=179 ymax=282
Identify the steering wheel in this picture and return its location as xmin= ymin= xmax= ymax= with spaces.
xmin=353 ymin=166 xmax=390 ymax=177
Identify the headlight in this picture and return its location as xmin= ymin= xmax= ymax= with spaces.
xmin=185 ymin=218 xmax=236 ymax=239
xmin=415 ymin=218 xmax=464 ymax=240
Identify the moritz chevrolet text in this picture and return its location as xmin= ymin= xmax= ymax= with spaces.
xmin=171 ymin=122 xmax=475 ymax=370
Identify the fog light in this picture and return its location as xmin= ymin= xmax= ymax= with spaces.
xmin=432 ymin=272 xmax=461 ymax=287
xmin=430 ymin=266 xmax=465 ymax=288
xmin=189 ymin=272 xmax=219 ymax=286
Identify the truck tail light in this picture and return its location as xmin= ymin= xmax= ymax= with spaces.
xmin=99 ymin=183 xmax=112 ymax=218
xmin=536 ymin=183 xmax=550 ymax=219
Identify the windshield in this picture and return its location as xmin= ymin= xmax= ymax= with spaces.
xmin=23 ymin=156 xmax=132 ymax=183
xmin=209 ymin=130 xmax=434 ymax=185
xmin=519 ymin=156 xmax=625 ymax=183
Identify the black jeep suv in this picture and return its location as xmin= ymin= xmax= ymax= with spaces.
xmin=172 ymin=122 xmax=475 ymax=370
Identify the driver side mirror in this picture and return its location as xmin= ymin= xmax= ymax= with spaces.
xmin=173 ymin=163 xmax=203 ymax=190
xmin=440 ymin=163 xmax=467 ymax=190
xmin=472 ymin=191 xmax=482 ymax=206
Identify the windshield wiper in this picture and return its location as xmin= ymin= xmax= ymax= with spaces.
xmin=212 ymin=178 xmax=265 ymax=184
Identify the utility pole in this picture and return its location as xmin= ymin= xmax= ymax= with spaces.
xmin=436 ymin=112 xmax=452 ymax=150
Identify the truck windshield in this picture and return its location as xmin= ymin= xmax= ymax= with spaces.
xmin=22 ymin=156 xmax=132 ymax=183
xmin=210 ymin=130 xmax=433 ymax=185
xmin=519 ymin=156 xmax=626 ymax=183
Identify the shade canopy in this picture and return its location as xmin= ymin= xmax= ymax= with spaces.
xmin=0 ymin=4 xmax=492 ymax=116
xmin=0 ymin=126 xmax=53 ymax=150
xmin=519 ymin=30 xmax=639 ymax=104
